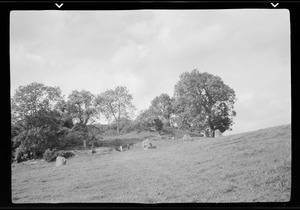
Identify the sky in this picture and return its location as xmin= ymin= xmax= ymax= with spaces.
xmin=10 ymin=9 xmax=291 ymax=135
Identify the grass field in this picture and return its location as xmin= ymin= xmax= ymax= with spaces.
xmin=11 ymin=124 xmax=291 ymax=203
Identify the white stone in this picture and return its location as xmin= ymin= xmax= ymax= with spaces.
xmin=55 ymin=156 xmax=66 ymax=167
xmin=214 ymin=129 xmax=223 ymax=137
xmin=142 ymin=139 xmax=156 ymax=150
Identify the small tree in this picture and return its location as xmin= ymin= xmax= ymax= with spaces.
xmin=95 ymin=86 xmax=136 ymax=135
xmin=136 ymin=109 xmax=163 ymax=134
xmin=67 ymin=90 xmax=98 ymax=125
xmin=149 ymin=93 xmax=173 ymax=126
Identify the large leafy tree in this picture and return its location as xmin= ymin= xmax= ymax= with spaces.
xmin=173 ymin=69 xmax=236 ymax=136
xmin=149 ymin=93 xmax=173 ymax=126
xmin=95 ymin=86 xmax=136 ymax=135
xmin=67 ymin=90 xmax=97 ymax=125
xmin=11 ymin=82 xmax=63 ymax=124
xmin=11 ymin=82 xmax=65 ymax=160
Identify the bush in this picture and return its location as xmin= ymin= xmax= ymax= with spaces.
xmin=13 ymin=126 xmax=59 ymax=159
xmin=71 ymin=123 xmax=89 ymax=133
xmin=62 ymin=131 xmax=87 ymax=149
xmin=56 ymin=150 xmax=75 ymax=159
xmin=43 ymin=149 xmax=75 ymax=162
xmin=14 ymin=145 xmax=32 ymax=163
xmin=120 ymin=122 xmax=139 ymax=134
xmin=43 ymin=148 xmax=57 ymax=162
xmin=153 ymin=118 xmax=163 ymax=133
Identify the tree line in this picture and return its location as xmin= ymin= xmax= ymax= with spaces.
xmin=11 ymin=69 xmax=236 ymax=162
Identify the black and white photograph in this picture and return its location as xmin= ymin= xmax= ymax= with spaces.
xmin=10 ymin=8 xmax=291 ymax=203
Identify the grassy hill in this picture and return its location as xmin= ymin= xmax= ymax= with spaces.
xmin=11 ymin=124 xmax=291 ymax=203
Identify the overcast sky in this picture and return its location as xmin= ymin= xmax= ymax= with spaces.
xmin=10 ymin=9 xmax=291 ymax=135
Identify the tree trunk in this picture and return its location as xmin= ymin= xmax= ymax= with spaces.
xmin=212 ymin=129 xmax=215 ymax=138
xmin=117 ymin=103 xmax=121 ymax=135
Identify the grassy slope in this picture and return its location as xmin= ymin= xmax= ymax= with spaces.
xmin=11 ymin=124 xmax=291 ymax=203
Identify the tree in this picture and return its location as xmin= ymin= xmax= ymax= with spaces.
xmin=95 ymin=86 xmax=136 ymax=135
xmin=67 ymin=90 xmax=97 ymax=125
xmin=11 ymin=109 xmax=63 ymax=161
xmin=11 ymin=82 xmax=80 ymax=161
xmin=111 ymin=117 xmax=132 ymax=133
xmin=136 ymin=109 xmax=163 ymax=134
xmin=54 ymin=99 xmax=74 ymax=129
xmin=173 ymin=69 xmax=236 ymax=137
xmin=149 ymin=93 xmax=173 ymax=126
xmin=11 ymin=82 xmax=63 ymax=124
xmin=210 ymin=101 xmax=236 ymax=134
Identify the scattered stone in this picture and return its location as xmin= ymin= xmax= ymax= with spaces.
xmin=214 ymin=129 xmax=223 ymax=137
xmin=115 ymin=145 xmax=122 ymax=152
xmin=55 ymin=156 xmax=66 ymax=167
xmin=115 ymin=144 xmax=132 ymax=152
xmin=142 ymin=139 xmax=156 ymax=150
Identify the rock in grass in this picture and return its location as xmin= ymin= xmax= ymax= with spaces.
xmin=55 ymin=156 xmax=66 ymax=167
xmin=142 ymin=139 xmax=156 ymax=150
xmin=115 ymin=144 xmax=132 ymax=152
xmin=214 ymin=129 xmax=223 ymax=137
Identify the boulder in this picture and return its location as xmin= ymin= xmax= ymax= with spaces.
xmin=115 ymin=145 xmax=123 ymax=152
xmin=55 ymin=156 xmax=66 ymax=167
xmin=142 ymin=139 xmax=156 ymax=150
xmin=214 ymin=129 xmax=223 ymax=137
xmin=116 ymin=143 xmax=132 ymax=152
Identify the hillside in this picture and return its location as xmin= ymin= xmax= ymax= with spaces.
xmin=11 ymin=124 xmax=291 ymax=203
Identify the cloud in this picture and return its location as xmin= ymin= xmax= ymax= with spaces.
xmin=10 ymin=10 xmax=290 ymax=134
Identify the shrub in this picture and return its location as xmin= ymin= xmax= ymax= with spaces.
xmin=62 ymin=131 xmax=87 ymax=149
xmin=71 ymin=123 xmax=88 ymax=133
xmin=43 ymin=148 xmax=57 ymax=162
xmin=13 ymin=126 xmax=59 ymax=159
xmin=43 ymin=149 xmax=75 ymax=162
xmin=14 ymin=145 xmax=27 ymax=163
xmin=153 ymin=118 xmax=163 ymax=134
xmin=205 ymin=129 xmax=211 ymax=137
xmin=56 ymin=150 xmax=75 ymax=159
xmin=14 ymin=144 xmax=35 ymax=163
xmin=121 ymin=122 xmax=138 ymax=134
